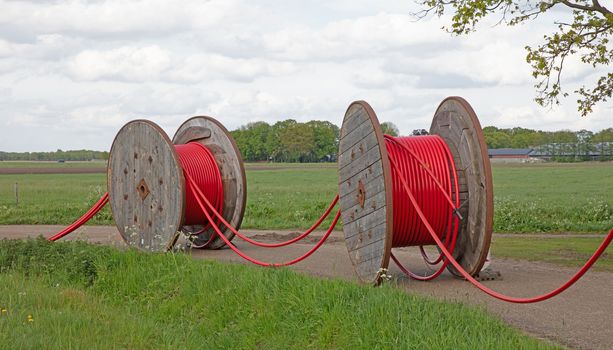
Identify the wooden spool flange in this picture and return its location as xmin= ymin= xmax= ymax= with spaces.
xmin=107 ymin=117 xmax=246 ymax=252
xmin=430 ymin=96 xmax=493 ymax=277
xmin=338 ymin=97 xmax=493 ymax=284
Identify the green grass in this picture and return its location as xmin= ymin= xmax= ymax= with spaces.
xmin=242 ymin=167 xmax=339 ymax=229
xmin=493 ymin=162 xmax=613 ymax=232
xmin=492 ymin=235 xmax=613 ymax=271
xmin=0 ymin=161 xmax=106 ymax=168
xmin=245 ymin=162 xmax=337 ymax=169
xmin=0 ymin=174 xmax=113 ymax=225
xmin=0 ymin=162 xmax=612 ymax=233
xmin=0 ymin=238 xmax=557 ymax=349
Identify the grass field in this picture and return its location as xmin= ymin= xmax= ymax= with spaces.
xmin=492 ymin=162 xmax=613 ymax=232
xmin=0 ymin=161 xmax=106 ymax=168
xmin=0 ymin=162 xmax=611 ymax=233
xmin=0 ymin=238 xmax=557 ymax=349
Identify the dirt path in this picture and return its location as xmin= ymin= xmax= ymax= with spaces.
xmin=1 ymin=225 xmax=611 ymax=350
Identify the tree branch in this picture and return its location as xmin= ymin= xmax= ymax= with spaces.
xmin=557 ymin=0 xmax=613 ymax=16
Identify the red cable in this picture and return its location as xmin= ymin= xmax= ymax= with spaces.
xmin=48 ymin=192 xmax=109 ymax=241
xmin=186 ymin=172 xmax=340 ymax=266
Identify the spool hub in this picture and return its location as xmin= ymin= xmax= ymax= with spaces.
xmin=338 ymin=97 xmax=493 ymax=284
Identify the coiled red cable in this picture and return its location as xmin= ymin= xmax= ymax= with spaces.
xmin=386 ymin=133 xmax=613 ymax=303
xmin=384 ymin=134 xmax=460 ymax=280
xmin=176 ymin=142 xmax=224 ymax=227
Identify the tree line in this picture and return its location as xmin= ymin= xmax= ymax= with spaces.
xmin=483 ymin=127 xmax=613 ymax=149
xmin=2 ymin=124 xmax=612 ymax=163
xmin=0 ymin=149 xmax=109 ymax=161
xmin=230 ymin=120 xmax=400 ymax=162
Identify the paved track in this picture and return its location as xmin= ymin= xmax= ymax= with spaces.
xmin=1 ymin=225 xmax=612 ymax=350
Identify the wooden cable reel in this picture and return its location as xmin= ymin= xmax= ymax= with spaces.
xmin=107 ymin=117 xmax=247 ymax=252
xmin=338 ymin=97 xmax=494 ymax=284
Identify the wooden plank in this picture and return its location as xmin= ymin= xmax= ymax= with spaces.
xmin=343 ymin=205 xmax=387 ymax=239
xmin=345 ymin=222 xmax=386 ymax=252
xmin=338 ymin=130 xmax=379 ymax=169
xmin=339 ymin=120 xmax=379 ymax=156
xmin=340 ymin=104 xmax=370 ymax=137
xmin=339 ymin=146 xmax=384 ymax=182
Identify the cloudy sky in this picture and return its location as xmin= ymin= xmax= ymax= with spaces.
xmin=0 ymin=0 xmax=610 ymax=152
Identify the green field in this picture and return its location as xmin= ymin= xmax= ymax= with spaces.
xmin=0 ymin=161 xmax=106 ymax=168
xmin=0 ymin=162 xmax=611 ymax=233
xmin=0 ymin=238 xmax=557 ymax=349
xmin=493 ymin=162 xmax=613 ymax=232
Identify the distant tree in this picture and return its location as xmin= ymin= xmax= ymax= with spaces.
xmin=232 ymin=122 xmax=272 ymax=161
xmin=484 ymin=130 xmax=512 ymax=148
xmin=268 ymin=120 xmax=298 ymax=161
xmin=593 ymin=128 xmax=613 ymax=142
xmin=552 ymin=130 xmax=578 ymax=143
xmin=380 ymin=122 xmax=400 ymax=136
xmin=279 ymin=123 xmax=315 ymax=162
xmin=306 ymin=120 xmax=340 ymax=160
xmin=415 ymin=0 xmax=613 ymax=116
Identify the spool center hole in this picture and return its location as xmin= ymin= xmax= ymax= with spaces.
xmin=136 ymin=178 xmax=150 ymax=200
xmin=357 ymin=180 xmax=366 ymax=208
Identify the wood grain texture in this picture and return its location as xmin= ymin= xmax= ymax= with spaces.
xmin=429 ymin=96 xmax=493 ymax=277
xmin=338 ymin=101 xmax=393 ymax=285
xmin=173 ymin=116 xmax=247 ymax=249
xmin=107 ymin=120 xmax=184 ymax=252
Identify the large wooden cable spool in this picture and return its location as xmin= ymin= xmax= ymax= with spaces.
xmin=338 ymin=97 xmax=493 ymax=284
xmin=172 ymin=117 xmax=247 ymax=250
xmin=107 ymin=117 xmax=246 ymax=252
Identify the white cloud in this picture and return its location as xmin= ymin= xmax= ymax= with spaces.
xmin=69 ymin=45 xmax=172 ymax=81
xmin=169 ymin=54 xmax=296 ymax=83
xmin=0 ymin=0 xmax=241 ymax=38
xmin=0 ymin=0 xmax=611 ymax=152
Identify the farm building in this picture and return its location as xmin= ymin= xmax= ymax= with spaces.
xmin=488 ymin=148 xmax=533 ymax=163
xmin=488 ymin=142 xmax=613 ymax=162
